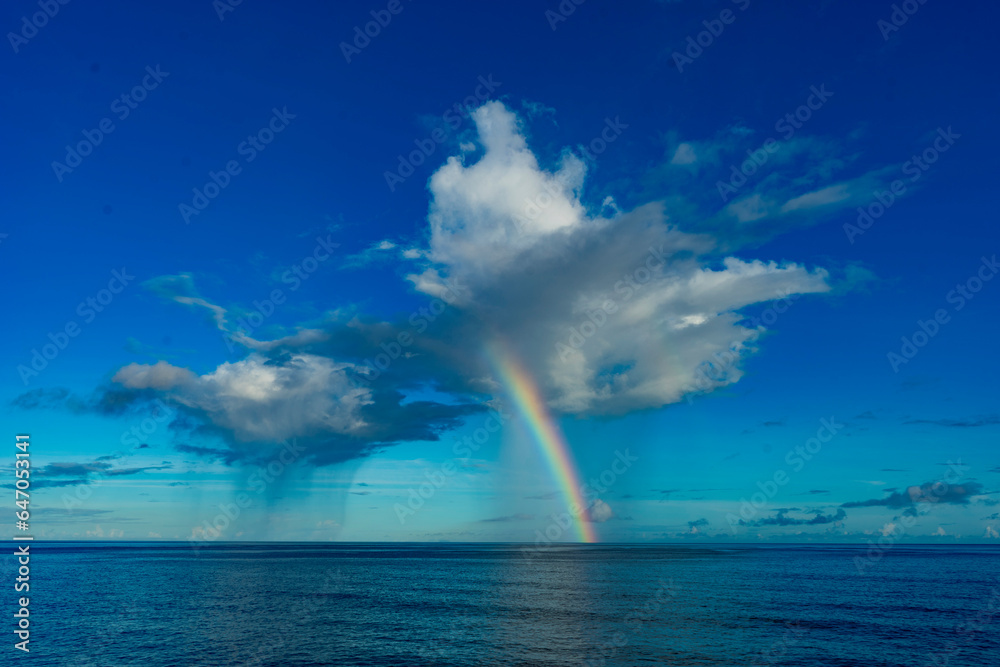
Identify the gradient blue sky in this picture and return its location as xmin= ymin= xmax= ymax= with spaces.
xmin=3 ymin=0 xmax=998 ymax=543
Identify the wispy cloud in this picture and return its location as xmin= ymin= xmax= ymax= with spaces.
xmin=741 ymin=509 xmax=846 ymax=527
xmin=842 ymin=481 xmax=983 ymax=510
xmin=479 ymin=514 xmax=534 ymax=523
xmin=904 ymin=415 xmax=1000 ymax=428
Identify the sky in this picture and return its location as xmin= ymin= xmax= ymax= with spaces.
xmin=3 ymin=0 xmax=999 ymax=544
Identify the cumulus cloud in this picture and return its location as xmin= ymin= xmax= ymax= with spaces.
xmin=113 ymin=355 xmax=369 ymax=444
xmin=106 ymin=354 xmax=484 ymax=464
xmin=586 ymin=499 xmax=614 ymax=523
xmin=401 ymin=101 xmax=831 ymax=415
xmin=20 ymin=101 xmax=864 ymax=467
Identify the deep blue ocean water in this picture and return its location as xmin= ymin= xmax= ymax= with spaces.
xmin=12 ymin=543 xmax=1000 ymax=666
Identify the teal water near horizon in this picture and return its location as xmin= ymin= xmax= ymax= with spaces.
xmin=15 ymin=543 xmax=1000 ymax=666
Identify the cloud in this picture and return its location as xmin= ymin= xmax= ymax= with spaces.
xmin=144 ymin=273 xmax=228 ymax=330
xmin=31 ymin=101 xmax=862 ymax=467
xmin=104 ymin=353 xmax=485 ymax=464
xmin=904 ymin=415 xmax=1000 ymax=428
xmin=586 ymin=499 xmax=614 ymax=523
xmin=32 ymin=457 xmax=172 ymax=487
xmin=479 ymin=513 xmax=535 ymax=523
xmin=24 ymin=461 xmax=170 ymax=490
xmin=11 ymin=387 xmax=84 ymax=412
xmin=37 ymin=462 xmax=111 ymax=477
xmin=741 ymin=509 xmax=846 ymax=527
xmin=525 ymin=491 xmax=560 ymax=500
xmin=342 ymin=240 xmax=398 ymax=268
xmin=521 ymin=100 xmax=557 ymax=122
xmin=855 ymin=411 xmax=877 ymax=420
xmin=842 ymin=481 xmax=984 ymax=510
xmin=40 ymin=509 xmax=115 ymax=521
xmin=670 ymin=143 xmax=698 ymax=165
xmin=175 ymin=443 xmax=235 ymax=463
xmin=398 ymin=101 xmax=832 ymax=415
xmin=687 ymin=518 xmax=709 ymax=528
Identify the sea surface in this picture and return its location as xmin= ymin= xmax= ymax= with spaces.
xmin=16 ymin=543 xmax=1000 ymax=666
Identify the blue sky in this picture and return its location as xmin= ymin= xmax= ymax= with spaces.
xmin=3 ymin=0 xmax=998 ymax=543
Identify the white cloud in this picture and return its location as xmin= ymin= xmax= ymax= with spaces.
xmin=114 ymin=354 xmax=371 ymax=444
xmin=780 ymin=183 xmax=851 ymax=212
xmin=408 ymin=102 xmax=831 ymax=415
xmin=97 ymin=101 xmax=863 ymax=463
xmin=670 ymin=142 xmax=697 ymax=165
xmin=343 ymin=239 xmax=399 ymax=268
xmin=588 ymin=499 xmax=614 ymax=523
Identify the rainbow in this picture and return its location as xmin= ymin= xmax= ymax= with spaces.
xmin=485 ymin=342 xmax=598 ymax=543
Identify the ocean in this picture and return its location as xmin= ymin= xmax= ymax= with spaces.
xmin=18 ymin=543 xmax=1000 ymax=666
